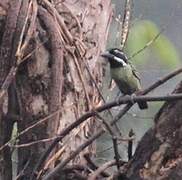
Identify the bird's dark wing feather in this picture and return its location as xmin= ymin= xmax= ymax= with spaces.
xmin=129 ymin=62 xmax=141 ymax=82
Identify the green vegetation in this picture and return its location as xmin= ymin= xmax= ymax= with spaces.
xmin=126 ymin=20 xmax=181 ymax=68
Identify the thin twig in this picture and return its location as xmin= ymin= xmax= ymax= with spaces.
xmin=83 ymin=60 xmax=122 ymax=136
xmin=128 ymin=26 xmax=166 ymax=60
xmin=15 ymin=156 xmax=31 ymax=180
xmin=41 ymin=92 xmax=182 ymax=180
xmin=68 ymin=49 xmax=91 ymax=109
xmin=20 ymin=35 xmax=49 ymax=64
xmin=83 ymin=153 xmax=110 ymax=177
xmin=0 ymin=0 xmax=38 ymax=103
xmin=42 ymin=131 xmax=104 ymax=180
xmin=16 ymin=0 xmax=32 ymax=60
xmin=0 ymin=110 xmax=59 ymax=151
xmin=41 ymin=0 xmax=73 ymax=44
xmin=142 ymin=68 xmax=182 ymax=95
xmin=17 ymin=0 xmax=38 ymax=64
xmin=33 ymin=68 xmax=182 ymax=178
xmin=97 ymin=135 xmax=135 ymax=155
xmin=88 ymin=160 xmax=125 ymax=180
xmin=95 ymin=112 xmax=121 ymax=170
xmin=61 ymin=2 xmax=83 ymax=40
xmin=128 ymin=129 xmax=135 ymax=160
xmin=120 ymin=0 xmax=133 ymax=49
xmin=9 ymin=136 xmax=61 ymax=148
xmin=36 ymin=146 xmax=67 ymax=179
xmin=113 ymin=136 xmax=121 ymax=170
xmin=0 ymin=66 xmax=17 ymax=101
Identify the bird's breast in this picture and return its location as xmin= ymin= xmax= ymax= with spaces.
xmin=110 ymin=66 xmax=141 ymax=94
xmin=110 ymin=66 xmax=131 ymax=81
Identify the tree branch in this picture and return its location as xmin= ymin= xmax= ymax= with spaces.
xmin=41 ymin=93 xmax=182 ymax=180
xmin=33 ymin=68 xmax=182 ymax=179
xmin=88 ymin=160 xmax=125 ymax=180
xmin=95 ymin=113 xmax=121 ymax=170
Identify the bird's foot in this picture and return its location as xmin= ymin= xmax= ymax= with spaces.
xmin=114 ymin=91 xmax=122 ymax=101
xmin=130 ymin=93 xmax=136 ymax=104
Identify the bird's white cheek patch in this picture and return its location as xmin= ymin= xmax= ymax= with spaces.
xmin=114 ymin=56 xmax=127 ymax=66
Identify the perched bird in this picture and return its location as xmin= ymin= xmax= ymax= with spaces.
xmin=101 ymin=48 xmax=148 ymax=109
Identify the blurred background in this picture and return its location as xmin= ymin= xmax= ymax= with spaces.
xmin=97 ymin=0 xmax=182 ymax=164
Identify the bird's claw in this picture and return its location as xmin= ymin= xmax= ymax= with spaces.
xmin=130 ymin=93 xmax=136 ymax=104
xmin=114 ymin=91 xmax=122 ymax=101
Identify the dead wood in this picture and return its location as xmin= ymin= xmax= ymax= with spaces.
xmin=1 ymin=1 xmax=181 ymax=180
xmin=124 ymin=81 xmax=182 ymax=180
xmin=0 ymin=1 xmax=22 ymax=179
xmin=0 ymin=0 xmax=112 ymax=179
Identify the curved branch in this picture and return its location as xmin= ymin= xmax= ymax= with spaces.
xmin=88 ymin=160 xmax=123 ymax=180
xmin=42 ymin=92 xmax=182 ymax=180
xmin=32 ymin=68 xmax=182 ymax=179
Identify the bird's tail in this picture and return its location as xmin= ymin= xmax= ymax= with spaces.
xmin=138 ymin=101 xmax=148 ymax=110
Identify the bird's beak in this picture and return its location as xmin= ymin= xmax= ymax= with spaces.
xmin=101 ymin=51 xmax=113 ymax=59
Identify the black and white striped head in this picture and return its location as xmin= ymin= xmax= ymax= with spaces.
xmin=101 ymin=48 xmax=128 ymax=68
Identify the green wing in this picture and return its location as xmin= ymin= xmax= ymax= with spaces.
xmin=128 ymin=61 xmax=141 ymax=82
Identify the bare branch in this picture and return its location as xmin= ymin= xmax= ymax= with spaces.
xmin=33 ymin=68 xmax=182 ymax=178
xmin=83 ymin=153 xmax=110 ymax=177
xmin=88 ymin=160 xmax=125 ymax=180
xmin=15 ymin=157 xmax=31 ymax=180
xmin=141 ymin=68 xmax=182 ymax=95
xmin=9 ymin=136 xmax=61 ymax=148
xmin=15 ymin=0 xmax=32 ymax=61
xmin=95 ymin=113 xmax=121 ymax=170
xmin=17 ymin=0 xmax=38 ymax=64
xmin=128 ymin=27 xmax=165 ymax=60
xmin=128 ymin=129 xmax=135 ymax=160
xmin=0 ymin=110 xmax=59 ymax=151
xmin=42 ymin=92 xmax=182 ymax=179
xmin=121 ymin=0 xmax=133 ymax=49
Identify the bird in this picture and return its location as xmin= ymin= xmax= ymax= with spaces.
xmin=101 ymin=48 xmax=148 ymax=110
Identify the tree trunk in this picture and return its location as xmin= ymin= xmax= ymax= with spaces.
xmin=0 ymin=1 xmax=22 ymax=179
xmin=53 ymin=0 xmax=112 ymax=165
xmin=0 ymin=0 xmax=112 ymax=179
xmin=125 ymin=81 xmax=182 ymax=180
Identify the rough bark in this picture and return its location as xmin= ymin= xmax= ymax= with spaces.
xmin=125 ymin=81 xmax=182 ymax=180
xmin=0 ymin=1 xmax=22 ymax=179
xmin=1 ymin=1 xmax=182 ymax=179
xmin=0 ymin=0 xmax=112 ymax=179
xmin=53 ymin=0 xmax=112 ymax=165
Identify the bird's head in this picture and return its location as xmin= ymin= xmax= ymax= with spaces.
xmin=101 ymin=48 xmax=128 ymax=68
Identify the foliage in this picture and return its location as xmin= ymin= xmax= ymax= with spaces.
xmin=126 ymin=20 xmax=181 ymax=69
